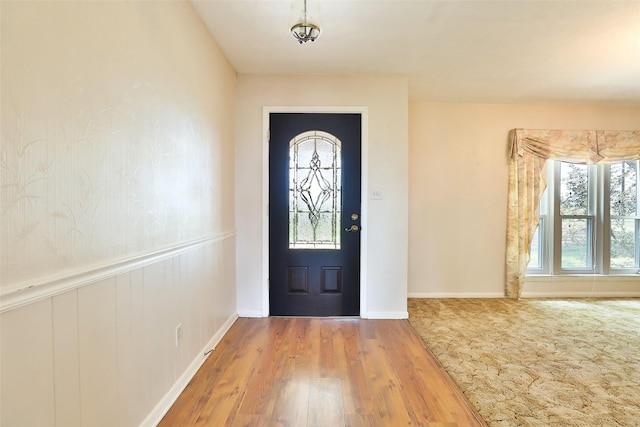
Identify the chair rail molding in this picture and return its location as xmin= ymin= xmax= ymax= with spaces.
xmin=0 ymin=231 xmax=236 ymax=313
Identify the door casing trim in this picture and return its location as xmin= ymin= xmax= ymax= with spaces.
xmin=262 ymin=106 xmax=369 ymax=317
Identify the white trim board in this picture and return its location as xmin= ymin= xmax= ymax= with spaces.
xmin=237 ymin=309 xmax=266 ymax=318
xmin=364 ymin=311 xmax=409 ymax=319
xmin=521 ymin=291 xmax=640 ymax=298
xmin=1 ymin=231 xmax=236 ymax=313
xmin=141 ymin=313 xmax=238 ymax=427
xmin=407 ymin=293 xmax=505 ymax=299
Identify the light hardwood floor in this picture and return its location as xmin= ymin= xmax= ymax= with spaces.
xmin=158 ymin=317 xmax=486 ymax=427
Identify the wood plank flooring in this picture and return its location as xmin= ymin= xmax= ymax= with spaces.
xmin=158 ymin=318 xmax=486 ymax=427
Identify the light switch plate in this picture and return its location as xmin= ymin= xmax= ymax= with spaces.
xmin=371 ymin=187 xmax=383 ymax=200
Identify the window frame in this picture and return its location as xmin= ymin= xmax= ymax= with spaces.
xmin=607 ymin=160 xmax=640 ymax=274
xmin=553 ymin=161 xmax=597 ymax=274
xmin=528 ymin=159 xmax=640 ymax=276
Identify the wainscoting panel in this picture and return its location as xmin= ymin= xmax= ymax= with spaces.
xmin=0 ymin=299 xmax=56 ymax=427
xmin=52 ymin=291 xmax=81 ymax=427
xmin=142 ymin=262 xmax=169 ymax=414
xmin=0 ymin=234 xmax=237 ymax=427
xmin=78 ymin=277 xmax=119 ymax=427
xmin=116 ymin=271 xmax=139 ymax=427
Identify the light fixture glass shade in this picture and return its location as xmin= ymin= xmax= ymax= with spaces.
xmin=290 ymin=0 xmax=321 ymax=44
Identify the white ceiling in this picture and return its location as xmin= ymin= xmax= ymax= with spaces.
xmin=192 ymin=0 xmax=640 ymax=105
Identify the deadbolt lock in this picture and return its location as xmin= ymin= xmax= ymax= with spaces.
xmin=351 ymin=213 xmax=359 ymax=221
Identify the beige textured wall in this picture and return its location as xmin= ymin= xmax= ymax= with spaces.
xmin=0 ymin=1 xmax=237 ymax=426
xmin=235 ymin=74 xmax=409 ymax=318
xmin=408 ymin=102 xmax=640 ymax=297
xmin=1 ymin=0 xmax=236 ymax=291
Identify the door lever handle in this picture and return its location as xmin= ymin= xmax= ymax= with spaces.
xmin=345 ymin=225 xmax=360 ymax=232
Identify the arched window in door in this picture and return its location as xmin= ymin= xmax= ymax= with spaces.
xmin=289 ymin=130 xmax=341 ymax=249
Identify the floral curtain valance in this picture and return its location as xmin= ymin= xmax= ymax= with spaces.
xmin=506 ymin=129 xmax=640 ymax=299
xmin=510 ymin=129 xmax=640 ymax=164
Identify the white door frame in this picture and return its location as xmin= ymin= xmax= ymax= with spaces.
xmin=262 ymin=106 xmax=369 ymax=317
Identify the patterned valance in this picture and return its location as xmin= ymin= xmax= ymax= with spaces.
xmin=506 ymin=129 xmax=640 ymax=298
xmin=510 ymin=129 xmax=640 ymax=164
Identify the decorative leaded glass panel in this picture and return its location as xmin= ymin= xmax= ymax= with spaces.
xmin=289 ymin=131 xmax=341 ymax=249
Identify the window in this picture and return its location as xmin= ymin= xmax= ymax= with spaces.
xmin=528 ymin=159 xmax=640 ymax=275
xmin=610 ymin=161 xmax=640 ymax=269
xmin=289 ymin=130 xmax=341 ymax=249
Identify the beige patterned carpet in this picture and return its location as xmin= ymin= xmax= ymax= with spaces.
xmin=408 ymin=298 xmax=640 ymax=427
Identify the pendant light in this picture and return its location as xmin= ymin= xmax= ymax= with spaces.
xmin=291 ymin=0 xmax=321 ymax=44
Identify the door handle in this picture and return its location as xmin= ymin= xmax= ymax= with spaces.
xmin=345 ymin=225 xmax=360 ymax=232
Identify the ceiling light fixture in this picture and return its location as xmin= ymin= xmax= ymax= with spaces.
xmin=291 ymin=0 xmax=320 ymax=44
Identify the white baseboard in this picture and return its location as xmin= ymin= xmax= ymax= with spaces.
xmin=237 ymin=309 xmax=266 ymax=318
xmin=364 ymin=311 xmax=409 ymax=319
xmin=141 ymin=312 xmax=238 ymax=427
xmin=407 ymin=293 xmax=505 ymax=298
xmin=521 ymin=291 xmax=640 ymax=298
xmin=408 ymin=291 xmax=640 ymax=299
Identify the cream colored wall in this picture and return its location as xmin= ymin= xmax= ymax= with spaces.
xmin=235 ymin=75 xmax=409 ymax=318
xmin=408 ymin=102 xmax=640 ymax=297
xmin=0 ymin=1 xmax=237 ymax=426
xmin=1 ymin=0 xmax=235 ymax=290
